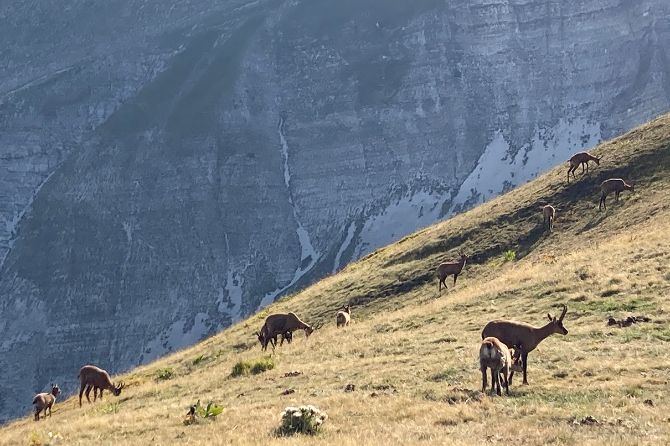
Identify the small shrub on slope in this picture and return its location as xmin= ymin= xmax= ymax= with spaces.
xmin=277 ymin=405 xmax=328 ymax=436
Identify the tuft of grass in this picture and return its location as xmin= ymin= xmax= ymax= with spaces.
xmin=231 ymin=356 xmax=275 ymax=377
xmin=503 ymin=250 xmax=516 ymax=262
xmin=156 ymin=367 xmax=175 ymax=380
xmin=192 ymin=354 xmax=208 ymax=366
xmin=277 ymin=405 xmax=327 ymax=436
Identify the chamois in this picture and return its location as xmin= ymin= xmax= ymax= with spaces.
xmin=542 ymin=205 xmax=555 ymax=232
xmin=436 ymin=252 xmax=468 ymax=292
xmin=336 ymin=305 xmax=351 ymax=327
xmin=479 ymin=337 xmax=511 ymax=396
xmin=599 ymin=178 xmax=634 ymax=211
xmin=32 ymin=384 xmax=61 ymax=421
xmin=255 ymin=330 xmax=292 ymax=350
xmin=78 ymin=365 xmax=125 ymax=407
xmin=567 ymin=151 xmax=600 ymax=182
xmin=259 ymin=312 xmax=314 ymax=351
xmin=481 ymin=304 xmax=568 ymax=385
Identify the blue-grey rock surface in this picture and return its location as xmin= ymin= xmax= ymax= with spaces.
xmin=1 ymin=0 xmax=669 ymax=422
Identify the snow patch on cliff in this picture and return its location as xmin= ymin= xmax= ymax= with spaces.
xmin=448 ymin=119 xmax=602 ymax=215
xmin=333 ymin=221 xmax=357 ymax=273
xmin=355 ymin=190 xmax=447 ymax=258
xmin=257 ymin=118 xmax=321 ymax=310
xmin=141 ymin=312 xmax=210 ymax=363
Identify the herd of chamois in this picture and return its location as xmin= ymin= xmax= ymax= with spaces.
xmin=31 ymin=149 xmax=634 ymax=420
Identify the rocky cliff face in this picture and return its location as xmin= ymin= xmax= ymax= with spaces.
xmin=1 ymin=0 xmax=669 ymax=422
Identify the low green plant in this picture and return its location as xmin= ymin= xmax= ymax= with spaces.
xmin=156 ymin=367 xmax=175 ymax=380
xmin=192 ymin=354 xmax=208 ymax=366
xmin=277 ymin=405 xmax=328 ymax=436
xmin=503 ymin=250 xmax=516 ymax=262
xmin=183 ymin=400 xmax=224 ymax=425
xmin=231 ymin=356 xmax=275 ymax=377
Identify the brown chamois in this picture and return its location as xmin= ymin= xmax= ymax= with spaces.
xmin=259 ymin=312 xmax=315 ymax=351
xmin=567 ymin=151 xmax=600 ymax=182
xmin=479 ymin=337 xmax=511 ymax=396
xmin=255 ymin=329 xmax=292 ymax=350
xmin=336 ymin=305 xmax=351 ymax=327
xmin=481 ymin=304 xmax=568 ymax=385
xmin=436 ymin=252 xmax=468 ymax=292
xmin=599 ymin=178 xmax=634 ymax=211
xmin=542 ymin=205 xmax=555 ymax=232
xmin=32 ymin=384 xmax=61 ymax=421
xmin=78 ymin=365 xmax=125 ymax=407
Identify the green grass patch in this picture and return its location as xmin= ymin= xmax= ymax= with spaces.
xmin=231 ymin=356 xmax=275 ymax=377
xmin=156 ymin=367 xmax=175 ymax=380
xmin=512 ymin=389 xmax=608 ymax=408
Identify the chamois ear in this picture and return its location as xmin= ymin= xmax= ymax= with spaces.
xmin=547 ymin=314 xmax=553 ymax=322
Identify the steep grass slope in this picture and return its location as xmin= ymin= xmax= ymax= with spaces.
xmin=2 ymin=113 xmax=670 ymax=445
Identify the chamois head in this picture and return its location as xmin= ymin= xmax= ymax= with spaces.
xmin=254 ymin=330 xmax=264 ymax=346
xmin=340 ymin=305 xmax=351 ymax=314
xmin=459 ymin=251 xmax=468 ymax=262
xmin=111 ymin=382 xmax=125 ymax=396
xmin=50 ymin=384 xmax=61 ymax=397
xmin=546 ymin=304 xmax=569 ymax=335
xmin=628 ymin=181 xmax=635 ymax=193
xmin=594 ymin=156 xmax=601 ymax=166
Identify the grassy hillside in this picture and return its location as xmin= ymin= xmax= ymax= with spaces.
xmin=3 ymin=113 xmax=670 ymax=445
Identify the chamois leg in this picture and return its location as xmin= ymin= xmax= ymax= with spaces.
xmin=79 ymin=383 xmax=86 ymax=407
xmin=99 ymin=388 xmax=103 ymax=400
xmin=85 ymin=385 xmax=93 ymax=403
xmin=615 ymin=191 xmax=620 ymax=202
xmin=34 ymin=407 xmax=40 ymax=421
xmin=453 ymin=274 xmax=458 ymax=286
xmin=93 ymin=387 xmax=98 ymax=401
xmin=522 ymin=352 xmax=529 ymax=385
xmin=581 ymin=163 xmax=585 ymax=174
xmin=599 ymin=194 xmax=606 ymax=211
xmin=481 ymin=366 xmax=487 ymax=393
xmin=502 ymin=368 xmax=509 ymax=395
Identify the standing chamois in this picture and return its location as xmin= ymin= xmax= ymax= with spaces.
xmin=436 ymin=252 xmax=468 ymax=292
xmin=78 ymin=365 xmax=125 ymax=407
xmin=479 ymin=337 xmax=512 ymax=396
xmin=599 ymin=178 xmax=634 ymax=211
xmin=481 ymin=304 xmax=568 ymax=385
xmin=567 ymin=151 xmax=600 ymax=182
xmin=32 ymin=384 xmax=61 ymax=421
xmin=336 ymin=305 xmax=351 ymax=327
xmin=542 ymin=205 xmax=556 ymax=232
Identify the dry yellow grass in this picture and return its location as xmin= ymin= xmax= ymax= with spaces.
xmin=3 ymin=114 xmax=670 ymax=445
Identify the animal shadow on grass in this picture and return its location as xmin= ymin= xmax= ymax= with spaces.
xmin=578 ymin=211 xmax=609 ymax=234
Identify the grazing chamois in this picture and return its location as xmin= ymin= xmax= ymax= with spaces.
xmin=479 ymin=337 xmax=511 ymax=396
xmin=542 ymin=205 xmax=555 ymax=232
xmin=336 ymin=305 xmax=351 ymax=327
xmin=78 ymin=365 xmax=125 ymax=407
xmin=567 ymin=151 xmax=600 ymax=182
xmin=599 ymin=178 xmax=634 ymax=210
xmin=32 ymin=384 xmax=61 ymax=421
xmin=436 ymin=252 xmax=468 ymax=292
xmin=481 ymin=304 xmax=568 ymax=385
xmin=259 ymin=312 xmax=315 ymax=351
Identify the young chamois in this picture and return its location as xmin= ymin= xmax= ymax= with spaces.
xmin=542 ymin=205 xmax=555 ymax=232
xmin=259 ymin=312 xmax=315 ymax=351
xmin=479 ymin=337 xmax=511 ymax=396
xmin=567 ymin=151 xmax=600 ymax=182
xmin=599 ymin=178 xmax=634 ymax=211
xmin=336 ymin=305 xmax=351 ymax=327
xmin=255 ymin=330 xmax=292 ymax=350
xmin=481 ymin=304 xmax=568 ymax=385
xmin=32 ymin=384 xmax=61 ymax=421
xmin=436 ymin=252 xmax=468 ymax=292
xmin=78 ymin=365 xmax=125 ymax=407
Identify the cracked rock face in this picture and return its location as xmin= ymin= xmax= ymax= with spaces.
xmin=1 ymin=0 xmax=669 ymax=422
